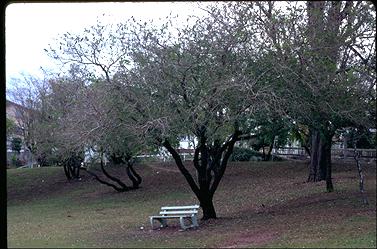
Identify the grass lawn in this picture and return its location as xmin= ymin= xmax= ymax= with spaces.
xmin=7 ymin=160 xmax=376 ymax=248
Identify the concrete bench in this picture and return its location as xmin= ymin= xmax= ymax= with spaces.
xmin=150 ymin=205 xmax=199 ymax=230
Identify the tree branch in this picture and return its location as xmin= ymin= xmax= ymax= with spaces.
xmin=162 ymin=139 xmax=200 ymax=197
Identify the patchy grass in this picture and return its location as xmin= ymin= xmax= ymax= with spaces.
xmin=7 ymin=160 xmax=376 ymax=248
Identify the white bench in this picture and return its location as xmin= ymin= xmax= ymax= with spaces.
xmin=150 ymin=205 xmax=199 ymax=230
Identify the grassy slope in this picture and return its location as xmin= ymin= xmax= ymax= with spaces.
xmin=7 ymin=160 xmax=376 ymax=248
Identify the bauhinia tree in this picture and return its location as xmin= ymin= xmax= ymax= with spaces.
xmin=46 ymin=23 xmax=144 ymax=189
xmin=48 ymin=3 xmax=274 ymax=218
xmin=252 ymin=1 xmax=376 ymax=191
xmin=120 ymin=3 xmax=273 ymax=219
xmin=80 ymin=79 xmax=143 ymax=191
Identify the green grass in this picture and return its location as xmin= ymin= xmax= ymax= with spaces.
xmin=7 ymin=161 xmax=376 ymax=248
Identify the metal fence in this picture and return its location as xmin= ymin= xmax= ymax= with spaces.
xmin=274 ymin=147 xmax=376 ymax=160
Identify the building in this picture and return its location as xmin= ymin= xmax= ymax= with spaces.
xmin=6 ymin=99 xmax=27 ymax=138
xmin=6 ymin=99 xmax=34 ymax=167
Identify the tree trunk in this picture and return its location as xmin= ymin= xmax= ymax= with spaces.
xmin=318 ymin=137 xmax=327 ymax=180
xmin=199 ymin=195 xmax=217 ymax=220
xmin=266 ymin=139 xmax=274 ymax=161
xmin=162 ymin=129 xmax=240 ymax=220
xmin=84 ymin=168 xmax=127 ymax=192
xmin=126 ymin=161 xmax=142 ymax=189
xmin=99 ymin=158 xmax=132 ymax=191
xmin=308 ymin=129 xmax=323 ymax=182
xmin=63 ymin=164 xmax=72 ymax=180
xmin=303 ymin=145 xmax=311 ymax=157
xmin=324 ymin=137 xmax=333 ymax=192
xmin=308 ymin=128 xmax=335 ymax=191
xmin=353 ymin=144 xmax=369 ymax=205
xmin=83 ymin=154 xmax=142 ymax=192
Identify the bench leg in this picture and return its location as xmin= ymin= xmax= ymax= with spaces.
xmin=150 ymin=217 xmax=155 ymax=229
xmin=179 ymin=216 xmax=199 ymax=230
xmin=191 ymin=215 xmax=198 ymax=228
xmin=160 ymin=218 xmax=168 ymax=228
xmin=179 ymin=217 xmax=188 ymax=230
xmin=150 ymin=217 xmax=168 ymax=229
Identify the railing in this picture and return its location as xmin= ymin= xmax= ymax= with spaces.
xmin=274 ymin=147 xmax=376 ymax=159
xmin=136 ymin=147 xmax=376 ymax=162
xmin=331 ymin=148 xmax=376 ymax=159
xmin=275 ymin=147 xmax=307 ymax=156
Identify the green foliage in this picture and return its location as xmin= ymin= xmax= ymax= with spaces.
xmin=230 ymin=147 xmax=264 ymax=161
xmin=11 ymin=154 xmax=17 ymax=166
xmin=11 ymin=137 xmax=23 ymax=153
xmin=347 ymin=128 xmax=377 ymax=149
xmin=6 ymin=117 xmax=15 ymax=134
xmin=36 ymin=151 xmax=62 ymax=167
xmin=10 ymin=153 xmax=24 ymax=167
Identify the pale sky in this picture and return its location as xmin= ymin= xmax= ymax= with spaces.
xmin=5 ymin=2 xmax=210 ymax=86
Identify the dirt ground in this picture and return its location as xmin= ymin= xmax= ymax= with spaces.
xmin=7 ymin=159 xmax=376 ymax=248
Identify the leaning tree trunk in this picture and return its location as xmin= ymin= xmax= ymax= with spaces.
xmin=84 ymin=154 xmax=142 ymax=192
xmin=353 ymin=143 xmax=369 ymax=205
xmin=84 ymin=155 xmax=130 ymax=192
xmin=126 ymin=160 xmax=142 ymax=189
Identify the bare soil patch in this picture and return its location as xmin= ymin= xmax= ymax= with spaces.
xmin=7 ymin=161 xmax=376 ymax=248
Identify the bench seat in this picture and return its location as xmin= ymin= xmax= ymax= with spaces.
xmin=150 ymin=205 xmax=199 ymax=230
xmin=151 ymin=215 xmax=193 ymax=219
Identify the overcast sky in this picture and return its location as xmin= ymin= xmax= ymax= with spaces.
xmin=5 ymin=2 xmax=209 ymax=86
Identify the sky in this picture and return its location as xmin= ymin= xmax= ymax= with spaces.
xmin=5 ymin=2 xmax=209 ymax=87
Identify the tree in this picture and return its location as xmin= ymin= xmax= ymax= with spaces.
xmin=47 ymin=4 xmax=273 ymax=219
xmin=350 ymin=127 xmax=371 ymax=205
xmin=6 ymin=75 xmax=46 ymax=158
xmin=81 ymin=93 xmax=144 ymax=192
xmin=47 ymin=32 xmax=143 ymax=188
xmin=7 ymin=75 xmax=58 ymax=168
xmin=11 ymin=137 xmax=22 ymax=154
xmin=6 ymin=117 xmax=15 ymax=134
xmin=252 ymin=1 xmax=376 ymax=191
xmin=248 ymin=113 xmax=291 ymax=161
xmin=62 ymin=151 xmax=83 ymax=180
xmin=119 ymin=3 xmax=273 ymax=219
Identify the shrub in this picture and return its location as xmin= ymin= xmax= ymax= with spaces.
xmin=230 ymin=147 xmax=264 ymax=161
xmin=11 ymin=137 xmax=22 ymax=153
xmin=37 ymin=153 xmax=60 ymax=167
xmin=11 ymin=154 xmax=18 ymax=166
xmin=10 ymin=154 xmax=24 ymax=167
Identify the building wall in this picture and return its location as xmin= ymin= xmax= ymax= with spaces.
xmin=6 ymin=100 xmax=28 ymax=137
xmin=6 ymin=100 xmax=35 ymax=166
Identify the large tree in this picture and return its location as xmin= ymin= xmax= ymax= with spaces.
xmin=120 ymin=3 xmax=273 ymax=219
xmin=46 ymin=23 xmax=146 ymax=188
xmin=252 ymin=1 xmax=376 ymax=191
